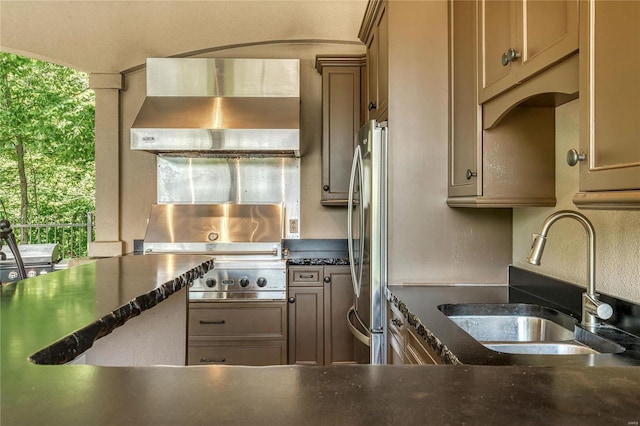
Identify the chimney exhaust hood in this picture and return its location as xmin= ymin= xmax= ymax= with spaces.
xmin=131 ymin=58 xmax=300 ymax=157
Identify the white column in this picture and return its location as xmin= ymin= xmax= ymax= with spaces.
xmin=89 ymin=73 xmax=124 ymax=257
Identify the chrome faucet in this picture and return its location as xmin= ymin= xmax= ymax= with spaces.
xmin=526 ymin=210 xmax=613 ymax=330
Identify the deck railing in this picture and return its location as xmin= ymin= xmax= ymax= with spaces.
xmin=9 ymin=212 xmax=95 ymax=258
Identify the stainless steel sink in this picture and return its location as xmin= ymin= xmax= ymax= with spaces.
xmin=446 ymin=315 xmax=574 ymax=342
xmin=484 ymin=342 xmax=598 ymax=355
xmin=438 ymin=303 xmax=625 ymax=356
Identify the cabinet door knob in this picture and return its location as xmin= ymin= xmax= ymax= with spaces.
xmin=566 ymin=149 xmax=586 ymax=166
xmin=501 ymin=48 xmax=521 ymax=66
xmin=323 ymin=276 xmax=331 ymax=283
xmin=288 ymin=297 xmax=296 ymax=304
xmin=323 ymin=185 xmax=330 ymax=191
xmin=466 ymin=169 xmax=478 ymax=180
xmin=368 ymin=101 xmax=377 ymax=111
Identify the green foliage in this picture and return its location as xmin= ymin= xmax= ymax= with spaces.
xmin=0 ymin=52 xmax=95 ymax=256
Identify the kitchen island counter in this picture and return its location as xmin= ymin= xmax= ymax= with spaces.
xmin=2 ymin=257 xmax=640 ymax=425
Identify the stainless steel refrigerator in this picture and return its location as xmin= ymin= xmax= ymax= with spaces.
xmin=347 ymin=120 xmax=388 ymax=365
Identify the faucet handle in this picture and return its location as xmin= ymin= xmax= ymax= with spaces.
xmin=583 ymin=293 xmax=613 ymax=324
xmin=595 ymin=301 xmax=614 ymax=320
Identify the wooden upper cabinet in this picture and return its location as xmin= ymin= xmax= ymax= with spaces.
xmin=449 ymin=0 xmax=482 ymax=198
xmin=316 ymin=56 xmax=365 ymax=206
xmin=360 ymin=0 xmax=388 ymax=121
xmin=448 ymin=0 xmax=556 ymax=208
xmin=478 ymin=0 xmax=518 ymax=101
xmin=478 ymin=0 xmax=579 ymax=103
xmin=573 ymin=0 xmax=640 ymax=208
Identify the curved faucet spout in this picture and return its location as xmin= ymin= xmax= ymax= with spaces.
xmin=526 ymin=210 xmax=612 ymax=329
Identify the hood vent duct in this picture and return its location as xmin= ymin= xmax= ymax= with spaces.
xmin=131 ymin=58 xmax=300 ymax=157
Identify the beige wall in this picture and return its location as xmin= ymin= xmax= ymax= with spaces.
xmin=385 ymin=0 xmax=512 ymax=285
xmin=0 ymin=1 xmax=366 ymax=72
xmin=513 ymin=100 xmax=640 ymax=304
xmin=119 ymin=43 xmax=365 ymax=251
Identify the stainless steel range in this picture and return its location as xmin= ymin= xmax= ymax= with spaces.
xmin=143 ymin=203 xmax=286 ymax=301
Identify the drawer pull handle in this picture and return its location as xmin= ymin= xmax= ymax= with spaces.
xmin=200 ymin=320 xmax=226 ymax=325
xmin=200 ymin=357 xmax=226 ymax=363
xmin=391 ymin=318 xmax=403 ymax=327
xmin=298 ymin=274 xmax=315 ymax=279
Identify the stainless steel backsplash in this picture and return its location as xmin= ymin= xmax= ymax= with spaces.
xmin=157 ymin=157 xmax=300 ymax=239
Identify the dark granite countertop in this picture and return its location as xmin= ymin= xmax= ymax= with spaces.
xmin=287 ymin=257 xmax=349 ymax=266
xmin=1 ymin=254 xmax=214 ymax=365
xmin=284 ymin=238 xmax=349 ymax=265
xmin=387 ymin=283 xmax=640 ymax=367
xmin=2 ymin=257 xmax=640 ymax=424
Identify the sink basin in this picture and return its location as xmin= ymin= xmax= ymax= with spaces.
xmin=446 ymin=314 xmax=574 ymax=342
xmin=438 ymin=303 xmax=626 ymax=356
xmin=484 ymin=342 xmax=598 ymax=355
xmin=439 ymin=303 xmax=577 ymax=343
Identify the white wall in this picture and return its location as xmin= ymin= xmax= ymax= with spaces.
xmin=513 ymin=100 xmax=640 ymax=304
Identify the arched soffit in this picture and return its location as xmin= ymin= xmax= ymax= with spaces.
xmin=122 ymin=39 xmax=364 ymax=75
xmin=1 ymin=1 xmax=367 ymax=74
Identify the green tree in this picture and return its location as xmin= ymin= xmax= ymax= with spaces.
xmin=0 ymin=52 xmax=95 ymax=237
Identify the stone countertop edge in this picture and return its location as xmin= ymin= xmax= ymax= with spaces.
xmin=386 ymin=288 xmax=462 ymax=365
xmin=287 ymin=257 xmax=349 ymax=266
xmin=29 ymin=259 xmax=214 ymax=365
xmin=386 ymin=283 xmax=640 ymax=367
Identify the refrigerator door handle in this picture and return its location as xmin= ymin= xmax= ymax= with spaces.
xmin=348 ymin=145 xmax=362 ymax=297
xmin=347 ymin=305 xmax=371 ymax=346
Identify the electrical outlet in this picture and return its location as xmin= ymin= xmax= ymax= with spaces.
xmin=289 ymin=219 xmax=299 ymax=234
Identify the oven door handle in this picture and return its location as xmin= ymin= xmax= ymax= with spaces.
xmin=146 ymin=249 xmax=279 ymax=257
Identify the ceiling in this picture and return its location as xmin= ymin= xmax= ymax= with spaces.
xmin=0 ymin=0 xmax=368 ymax=73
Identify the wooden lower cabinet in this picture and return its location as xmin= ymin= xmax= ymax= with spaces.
xmin=405 ymin=328 xmax=442 ymax=365
xmin=387 ymin=301 xmax=442 ymax=365
xmin=388 ymin=332 xmax=405 ymax=365
xmin=288 ymin=265 xmax=356 ymax=366
xmin=387 ymin=302 xmax=406 ymax=364
xmin=187 ymin=301 xmax=287 ymax=366
xmin=188 ymin=340 xmax=286 ymax=366
xmin=288 ymin=286 xmax=324 ymax=365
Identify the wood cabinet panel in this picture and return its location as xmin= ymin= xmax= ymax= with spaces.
xmin=188 ymin=340 xmax=286 ymax=366
xmin=362 ymin=0 xmax=388 ymax=121
xmin=288 ymin=265 xmax=355 ymax=366
xmin=187 ymin=302 xmax=287 ymax=366
xmin=316 ymin=56 xmax=364 ymax=206
xmin=289 ymin=267 xmax=322 ymax=286
xmin=478 ymin=0 xmax=517 ymax=99
xmin=575 ymin=0 xmax=640 ymax=204
xmin=478 ymin=0 xmax=578 ymax=103
xmin=448 ymin=0 xmax=557 ymax=207
xmin=323 ymin=266 xmax=355 ymax=365
xmin=376 ymin=5 xmax=388 ymax=119
xmin=387 ymin=302 xmax=406 ymax=365
xmin=449 ymin=0 xmax=482 ymax=197
xmin=518 ymin=0 xmax=578 ymax=82
xmin=189 ymin=303 xmax=286 ymax=338
xmin=288 ymin=286 xmax=324 ymax=365
xmin=388 ymin=332 xmax=405 ymax=365
xmin=405 ymin=328 xmax=441 ymax=365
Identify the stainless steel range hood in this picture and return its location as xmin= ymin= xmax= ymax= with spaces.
xmin=131 ymin=58 xmax=300 ymax=157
